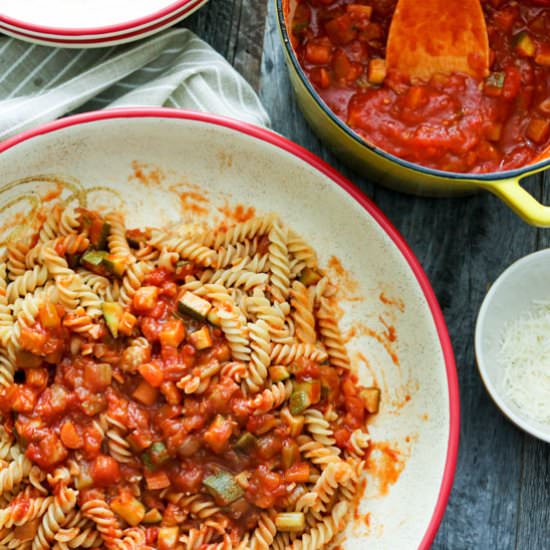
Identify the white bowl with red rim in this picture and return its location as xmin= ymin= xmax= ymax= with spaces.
xmin=0 ymin=0 xmax=208 ymax=47
xmin=0 ymin=108 xmax=459 ymax=548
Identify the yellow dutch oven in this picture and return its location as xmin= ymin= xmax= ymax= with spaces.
xmin=276 ymin=0 xmax=550 ymax=227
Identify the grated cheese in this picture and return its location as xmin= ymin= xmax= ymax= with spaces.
xmin=499 ymin=301 xmax=550 ymax=425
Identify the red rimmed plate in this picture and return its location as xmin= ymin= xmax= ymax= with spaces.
xmin=0 ymin=109 xmax=459 ymax=549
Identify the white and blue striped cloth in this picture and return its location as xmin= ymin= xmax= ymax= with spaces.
xmin=0 ymin=28 xmax=270 ymax=141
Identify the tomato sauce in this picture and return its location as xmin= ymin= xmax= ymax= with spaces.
xmin=292 ymin=0 xmax=550 ymax=172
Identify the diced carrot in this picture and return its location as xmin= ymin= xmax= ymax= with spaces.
xmin=485 ymin=122 xmax=503 ymax=142
xmin=133 ymin=381 xmax=159 ymax=406
xmin=309 ymin=67 xmax=331 ymax=89
xmin=285 ymin=462 xmax=311 ymax=483
xmin=138 ymin=362 xmax=164 ymax=388
xmin=159 ymin=320 xmax=186 ymax=348
xmin=60 ymin=421 xmax=84 ymax=449
xmin=145 ymin=470 xmax=171 ymax=491
xmin=325 ymin=14 xmax=357 ymax=46
xmin=526 ymin=118 xmax=550 ymax=144
xmin=92 ymin=455 xmax=121 ymax=486
xmin=118 ymin=312 xmax=137 ymax=336
xmin=132 ymin=286 xmax=160 ymax=314
xmin=39 ymin=303 xmax=60 ymax=329
xmin=305 ymin=41 xmax=332 ymax=65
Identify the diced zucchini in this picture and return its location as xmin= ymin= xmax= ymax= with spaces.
xmin=67 ymin=253 xmax=82 ymax=270
xmin=280 ymin=407 xmax=305 ymax=437
xmin=290 ymin=381 xmax=321 ymax=415
xmin=157 ymin=526 xmax=179 ymax=550
xmin=142 ymin=508 xmax=162 ymax=523
xmin=234 ymin=432 xmax=257 ymax=452
xmin=360 ymin=387 xmax=381 ymax=414
xmin=203 ymin=470 xmax=244 ymax=506
xmin=188 ymin=326 xmax=213 ymax=350
xmin=149 ymin=441 xmax=170 ymax=465
xmin=299 ymin=267 xmax=322 ymax=286
xmin=102 ymin=302 xmax=123 ymax=338
xmin=484 ymin=72 xmax=505 ymax=97
xmin=103 ymin=254 xmax=128 ymax=277
xmin=514 ymin=31 xmax=536 ymax=57
xmin=289 ymin=390 xmax=311 ymax=416
xmin=91 ymin=221 xmax=111 ymax=250
xmin=275 ymin=512 xmax=306 ymax=532
xmin=110 ymin=496 xmax=145 ymax=526
xmin=81 ymin=250 xmax=109 ymax=273
xmin=177 ymin=292 xmax=212 ymax=321
xmin=269 ymin=366 xmax=290 ymax=382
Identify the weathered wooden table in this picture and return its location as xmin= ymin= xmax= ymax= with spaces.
xmin=187 ymin=1 xmax=550 ymax=548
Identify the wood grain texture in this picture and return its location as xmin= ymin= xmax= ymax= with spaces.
xmin=186 ymin=0 xmax=549 ymax=547
xmin=257 ymin=1 xmax=550 ymax=549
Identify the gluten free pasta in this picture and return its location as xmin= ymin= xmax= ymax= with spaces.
xmin=0 ymin=203 xmax=381 ymax=549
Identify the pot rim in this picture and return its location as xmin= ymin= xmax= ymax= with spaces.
xmin=275 ymin=0 xmax=550 ymax=183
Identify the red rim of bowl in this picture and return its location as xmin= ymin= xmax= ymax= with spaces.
xmin=0 ymin=0 xmax=201 ymax=37
xmin=0 ymin=108 xmax=459 ymax=549
xmin=0 ymin=0 xmax=204 ymax=46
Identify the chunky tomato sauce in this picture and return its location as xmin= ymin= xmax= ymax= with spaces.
xmin=0 ymin=260 xmax=370 ymax=540
xmin=292 ymin=0 xmax=550 ymax=172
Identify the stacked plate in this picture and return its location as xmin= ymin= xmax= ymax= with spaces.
xmin=0 ymin=0 xmax=208 ymax=47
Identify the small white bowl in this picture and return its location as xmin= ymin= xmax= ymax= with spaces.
xmin=476 ymin=249 xmax=550 ymax=443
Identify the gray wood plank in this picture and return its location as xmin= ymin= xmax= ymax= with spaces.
xmin=185 ymin=0 xmax=268 ymax=91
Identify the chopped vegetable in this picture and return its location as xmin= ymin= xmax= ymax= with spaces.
xmin=203 ymin=470 xmax=244 ymax=506
xmin=102 ymin=302 xmax=124 ymax=338
xmin=103 ymin=254 xmax=128 ymax=277
xmin=367 ymin=59 xmax=386 ymax=85
xmin=159 ymin=319 xmax=186 ymax=347
xmin=138 ymin=362 xmax=164 ymax=388
xmin=158 ymin=526 xmax=179 ymax=550
xmin=275 ymin=512 xmax=306 ymax=532
xmin=80 ymin=250 xmax=108 ymax=273
xmin=91 ymin=455 xmax=120 ymax=486
xmin=289 ymin=381 xmax=321 ymax=415
xmin=177 ymin=292 xmax=212 ymax=320
xmin=145 ymin=469 xmax=171 ymax=490
xmin=360 ymin=387 xmax=381 ymax=414
xmin=128 ymin=430 xmax=153 ymax=453
xmin=143 ymin=508 xmax=162 ymax=523
xmin=118 ymin=311 xmax=137 ymax=336
xmin=38 ymin=303 xmax=60 ymax=329
xmin=84 ymin=362 xmax=112 ymax=392
xmin=132 ymin=381 xmax=159 ymax=406
xmin=281 ymin=439 xmax=300 ymax=469
xmin=188 ymin=326 xmax=213 ymax=350
xmin=149 ymin=441 xmax=170 ymax=466
xmin=526 ymin=118 xmax=550 ymax=144
xmin=234 ymin=432 xmax=257 ymax=452
xmin=90 ymin=221 xmax=110 ymax=250
xmin=514 ymin=31 xmax=536 ymax=57
xmin=133 ymin=286 xmax=160 ymax=314
xmin=280 ymin=407 xmax=305 ymax=437
xmin=285 ymin=462 xmax=311 ymax=483
xmin=484 ymin=72 xmax=505 ymax=97
xmin=269 ymin=366 xmax=290 ymax=382
xmin=299 ymin=267 xmax=322 ymax=286
xmin=110 ymin=496 xmax=145 ymax=527
xmin=60 ymin=421 xmax=83 ymax=449
xmin=203 ymin=415 xmax=233 ymax=454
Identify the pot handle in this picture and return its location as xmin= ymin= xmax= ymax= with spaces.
xmin=484 ymin=177 xmax=550 ymax=227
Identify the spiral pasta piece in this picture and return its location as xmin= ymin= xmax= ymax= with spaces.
xmin=250 ymin=510 xmax=277 ymax=550
xmin=206 ymin=215 xmax=273 ymax=249
xmin=7 ymin=239 xmax=30 ymax=280
xmin=38 ymin=204 xmax=63 ymax=243
xmin=58 ymin=207 xmax=81 ymax=236
xmin=172 ymin=494 xmax=221 ymax=520
xmin=56 ymin=275 xmax=80 ymax=310
xmin=288 ymin=230 xmax=318 ymax=277
xmin=32 ymin=486 xmax=77 ymax=550
xmin=245 ymin=319 xmax=270 ymax=394
xmin=270 ymin=343 xmax=328 ymax=365
xmin=105 ymin=212 xmax=133 ymax=261
xmin=0 ymin=286 xmax=13 ymax=347
xmin=149 ymin=229 xmax=216 ymax=267
xmin=205 ymin=268 xmax=268 ymax=291
xmin=217 ymin=307 xmax=251 ymax=364
xmin=6 ymin=266 xmax=49 ymax=303
xmin=81 ymin=497 xmax=122 ymax=549
xmin=0 ymin=496 xmax=52 ymax=529
xmin=289 ymin=501 xmax=349 ymax=550
xmin=317 ymin=297 xmax=351 ymax=369
xmin=347 ymin=429 xmax=370 ymax=458
xmin=304 ymin=409 xmax=336 ymax=446
xmin=215 ymin=238 xmax=260 ymax=269
xmin=268 ymin=220 xmax=290 ymax=303
xmin=0 ymin=455 xmax=32 ymax=497
xmin=249 ymin=380 xmax=292 ymax=415
xmin=41 ymin=245 xmax=73 ymax=279
xmin=291 ymin=280 xmax=316 ymax=344
xmin=119 ymin=261 xmax=153 ymax=307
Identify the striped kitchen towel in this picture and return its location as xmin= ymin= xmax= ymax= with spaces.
xmin=0 ymin=28 xmax=270 ymax=141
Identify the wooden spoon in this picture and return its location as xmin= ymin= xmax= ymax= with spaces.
xmin=386 ymin=0 xmax=490 ymax=82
